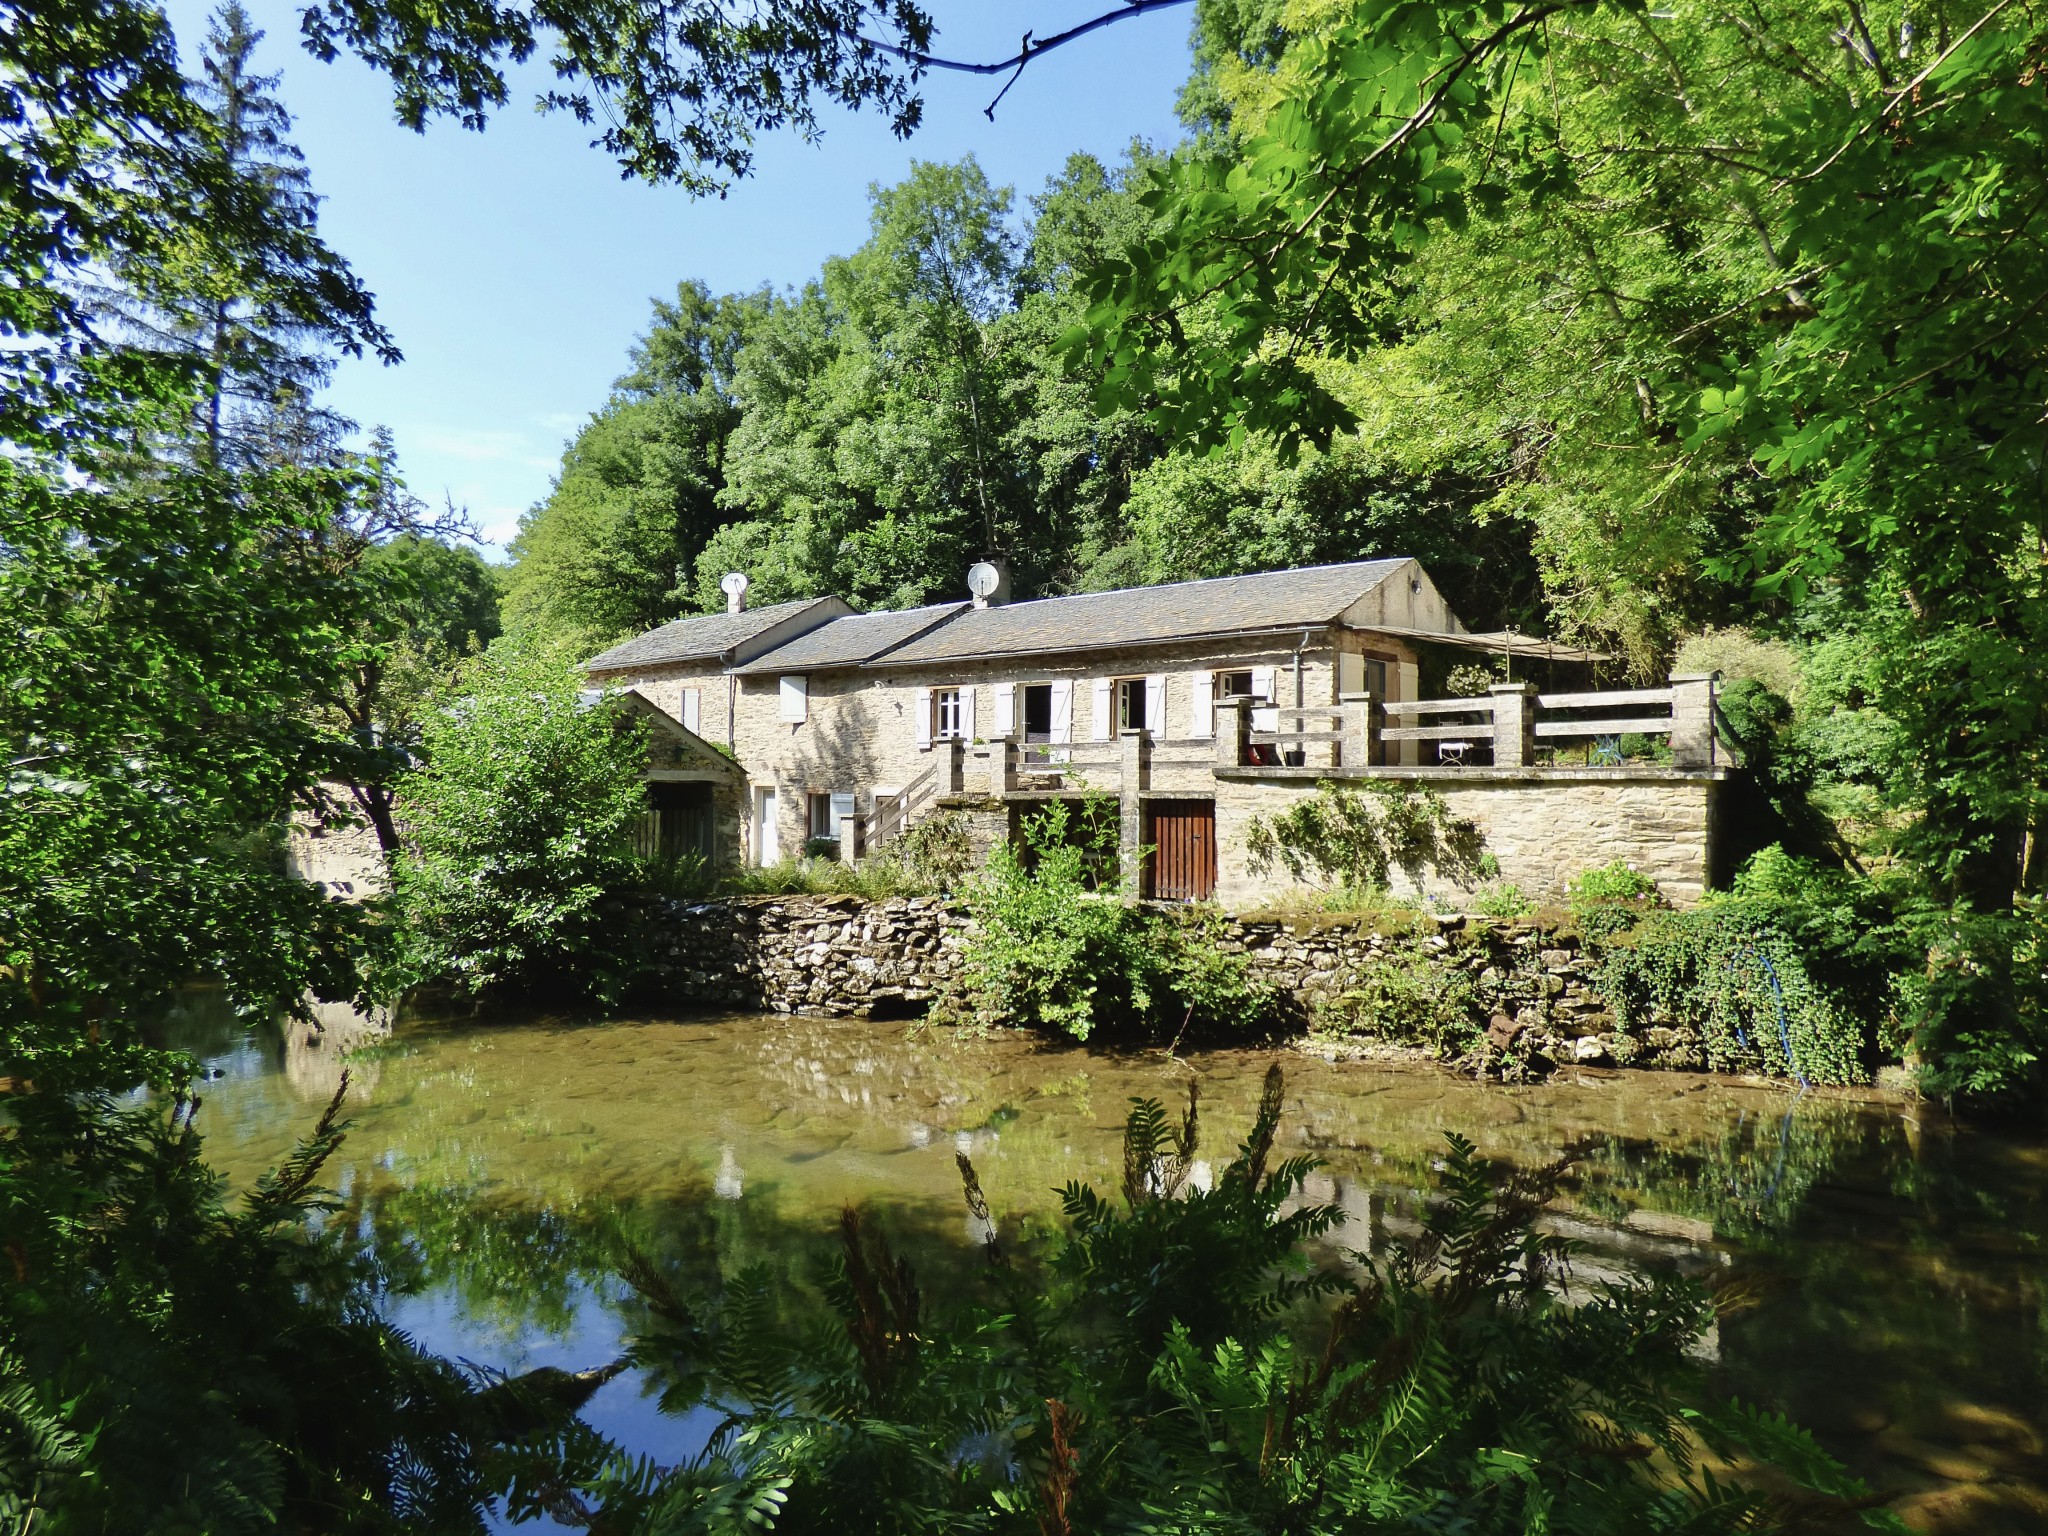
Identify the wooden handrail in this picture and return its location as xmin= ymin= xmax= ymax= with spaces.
xmin=1533 ymin=717 xmax=1674 ymax=737
xmin=1384 ymin=724 xmax=1500 ymax=743
xmin=1536 ymin=687 xmax=1674 ymax=709
xmin=1383 ymin=698 xmax=1498 ymax=716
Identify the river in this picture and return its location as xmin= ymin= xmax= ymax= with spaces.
xmin=165 ymin=1002 xmax=2048 ymax=1534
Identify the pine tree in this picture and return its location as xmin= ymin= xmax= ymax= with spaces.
xmin=89 ymin=0 xmax=392 ymax=467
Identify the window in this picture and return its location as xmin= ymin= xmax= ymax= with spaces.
xmin=1117 ymin=677 xmax=1148 ymax=732
xmin=1216 ymin=670 xmax=1256 ymax=701
xmin=1022 ymin=683 xmax=1054 ymax=742
xmin=808 ymin=792 xmax=857 ymax=844
xmin=1365 ymin=659 xmax=1388 ymax=698
xmin=933 ymin=687 xmax=965 ymax=740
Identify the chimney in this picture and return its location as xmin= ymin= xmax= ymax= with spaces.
xmin=719 ymin=571 xmax=750 ymax=614
xmin=966 ymin=560 xmax=1010 ymax=609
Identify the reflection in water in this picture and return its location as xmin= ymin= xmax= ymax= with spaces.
xmin=185 ymin=1008 xmax=2048 ymax=1535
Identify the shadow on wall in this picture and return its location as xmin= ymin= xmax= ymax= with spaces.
xmin=779 ymin=684 xmax=894 ymax=827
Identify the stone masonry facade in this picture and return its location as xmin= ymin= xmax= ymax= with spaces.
xmin=641 ymin=894 xmax=1716 ymax=1074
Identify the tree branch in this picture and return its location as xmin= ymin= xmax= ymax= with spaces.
xmin=843 ymin=0 xmax=1198 ymax=113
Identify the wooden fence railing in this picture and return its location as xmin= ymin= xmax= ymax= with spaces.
xmin=1214 ymin=674 xmax=1720 ymax=770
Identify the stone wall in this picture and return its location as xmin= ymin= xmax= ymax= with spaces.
xmin=644 ymin=894 xmax=1708 ymax=1073
xmin=1211 ymin=769 xmax=1722 ymax=910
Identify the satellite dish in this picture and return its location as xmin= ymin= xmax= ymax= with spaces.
xmin=719 ymin=571 xmax=750 ymax=613
xmin=967 ymin=561 xmax=1002 ymax=600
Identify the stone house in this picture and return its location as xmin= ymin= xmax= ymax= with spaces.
xmin=586 ymin=560 xmax=1733 ymax=907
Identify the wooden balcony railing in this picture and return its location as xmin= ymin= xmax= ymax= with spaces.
xmin=1212 ymin=674 xmax=1721 ymax=771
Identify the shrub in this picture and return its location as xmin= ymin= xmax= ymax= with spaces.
xmin=946 ymin=799 xmax=1265 ymax=1040
xmin=719 ymin=814 xmax=977 ymax=900
xmin=1567 ymin=861 xmax=1668 ymax=941
xmin=1673 ymin=625 xmax=1802 ymax=701
xmin=1596 ymin=906 xmax=1868 ymax=1083
xmin=591 ymin=1081 xmax=1902 ymax=1534
xmin=858 ymin=810 xmax=975 ymax=894
xmin=1245 ymin=780 xmax=1487 ymax=895
xmin=1469 ymin=879 xmax=1536 ymax=918
xmin=390 ymin=640 xmax=650 ymax=1005
xmin=1313 ymin=949 xmax=1482 ymax=1056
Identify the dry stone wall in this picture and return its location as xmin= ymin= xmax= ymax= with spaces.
xmin=642 ymin=894 xmax=1708 ymax=1072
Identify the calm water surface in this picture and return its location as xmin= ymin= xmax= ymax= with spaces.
xmin=171 ymin=1006 xmax=2048 ymax=1534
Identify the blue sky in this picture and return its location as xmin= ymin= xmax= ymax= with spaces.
xmin=164 ymin=2 xmax=1194 ymax=555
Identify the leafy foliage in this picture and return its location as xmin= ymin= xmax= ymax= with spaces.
xmin=1071 ymin=0 xmax=2048 ymax=1093
xmin=390 ymin=641 xmax=652 ymax=1005
xmin=0 ymin=1068 xmax=610 ymax=1532
xmin=1315 ymin=949 xmax=1483 ymax=1058
xmin=574 ymin=1081 xmax=1904 ymax=1533
xmin=946 ymin=799 xmax=1265 ymax=1040
xmin=1566 ymin=862 xmax=1670 ymax=943
xmin=1245 ymin=779 xmax=1487 ymax=896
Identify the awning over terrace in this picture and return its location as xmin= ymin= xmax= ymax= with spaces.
xmin=1357 ymin=625 xmax=1614 ymax=664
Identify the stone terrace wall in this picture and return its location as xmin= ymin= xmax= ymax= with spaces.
xmin=1212 ymin=770 xmax=1723 ymax=911
xmin=643 ymin=895 xmax=1709 ymax=1072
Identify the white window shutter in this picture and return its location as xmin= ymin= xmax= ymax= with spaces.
xmin=1144 ymin=674 xmax=1167 ymax=737
xmin=1250 ymin=666 xmax=1279 ymax=732
xmin=1091 ymin=678 xmax=1113 ymax=741
xmin=1050 ymin=679 xmax=1073 ymax=742
xmin=1189 ymin=671 xmax=1214 ymax=738
xmin=779 ymin=675 xmax=808 ymax=723
xmin=914 ymin=686 xmax=933 ymax=748
xmin=680 ymin=687 xmax=701 ymax=734
xmin=958 ymin=684 xmax=977 ymax=739
xmin=992 ymin=681 xmax=1015 ymax=737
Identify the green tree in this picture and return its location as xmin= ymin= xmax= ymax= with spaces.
xmin=505 ymin=282 xmax=765 ymax=645
xmin=86 ymin=0 xmax=394 ymax=467
xmin=1099 ymin=432 xmax=1541 ymax=627
xmin=0 ymin=3 xmax=589 ymax=1526
xmin=1077 ymin=0 xmax=2048 ymax=1095
xmin=336 ymin=519 xmax=503 ymax=857
xmin=391 ymin=641 xmax=652 ymax=1005
xmin=717 ymin=157 xmax=1028 ymax=607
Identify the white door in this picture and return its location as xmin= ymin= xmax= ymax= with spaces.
xmin=754 ymin=787 xmax=779 ymax=865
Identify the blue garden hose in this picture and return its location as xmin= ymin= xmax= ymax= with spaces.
xmin=1732 ymin=941 xmax=1810 ymax=1089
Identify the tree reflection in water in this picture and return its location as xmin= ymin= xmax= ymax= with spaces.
xmin=170 ymin=1005 xmax=2047 ymax=1532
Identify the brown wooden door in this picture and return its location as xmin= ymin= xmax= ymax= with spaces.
xmin=1145 ymin=799 xmax=1217 ymax=902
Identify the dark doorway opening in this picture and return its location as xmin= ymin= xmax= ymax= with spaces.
xmin=638 ymin=781 xmax=715 ymax=861
xmin=1023 ymin=683 xmax=1054 ymax=743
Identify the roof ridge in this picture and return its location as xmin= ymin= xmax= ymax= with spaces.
xmin=985 ymin=557 xmax=1407 ymax=614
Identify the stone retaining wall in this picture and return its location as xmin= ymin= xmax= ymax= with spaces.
xmin=643 ymin=894 xmax=1707 ymax=1072
xmin=1211 ymin=770 xmax=1722 ymax=910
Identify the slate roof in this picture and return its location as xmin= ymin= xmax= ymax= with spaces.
xmin=869 ymin=560 xmax=1413 ymax=667
xmin=584 ymin=597 xmax=841 ymax=672
xmin=728 ymin=603 xmax=970 ymax=675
